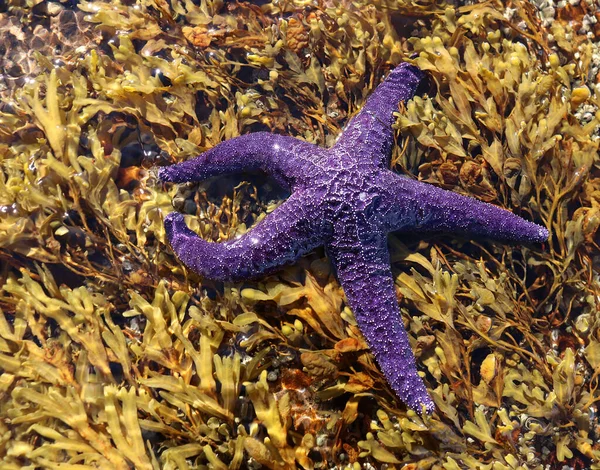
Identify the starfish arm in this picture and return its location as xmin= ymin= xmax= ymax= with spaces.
xmin=333 ymin=63 xmax=425 ymax=167
xmin=382 ymin=173 xmax=549 ymax=243
xmin=327 ymin=227 xmax=435 ymax=413
xmin=164 ymin=192 xmax=324 ymax=282
xmin=158 ymin=132 xmax=323 ymax=189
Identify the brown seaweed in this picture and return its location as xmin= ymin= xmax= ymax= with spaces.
xmin=0 ymin=0 xmax=599 ymax=468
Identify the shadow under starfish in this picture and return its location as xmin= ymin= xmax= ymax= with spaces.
xmin=158 ymin=62 xmax=548 ymax=414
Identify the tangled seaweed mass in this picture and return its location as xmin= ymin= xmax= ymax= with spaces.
xmin=1 ymin=0 xmax=600 ymax=469
xmin=160 ymin=63 xmax=548 ymax=415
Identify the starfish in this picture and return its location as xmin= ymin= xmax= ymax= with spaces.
xmin=159 ymin=63 xmax=548 ymax=413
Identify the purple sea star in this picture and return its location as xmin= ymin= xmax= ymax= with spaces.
xmin=159 ymin=63 xmax=548 ymax=414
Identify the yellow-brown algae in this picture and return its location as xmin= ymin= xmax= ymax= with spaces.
xmin=0 ymin=0 xmax=599 ymax=468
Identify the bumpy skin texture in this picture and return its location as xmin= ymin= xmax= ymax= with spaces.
xmin=159 ymin=63 xmax=549 ymax=413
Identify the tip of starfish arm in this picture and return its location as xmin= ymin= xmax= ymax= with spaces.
xmin=158 ymin=164 xmax=192 ymax=183
xmin=537 ymin=226 xmax=550 ymax=242
xmin=520 ymin=221 xmax=549 ymax=244
xmin=424 ymin=398 xmax=436 ymax=414
xmin=399 ymin=380 xmax=436 ymax=414
xmin=410 ymin=394 xmax=436 ymax=415
xmin=157 ymin=166 xmax=172 ymax=182
xmin=163 ymin=211 xmax=186 ymax=242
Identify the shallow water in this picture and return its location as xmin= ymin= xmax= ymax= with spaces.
xmin=0 ymin=1 xmax=599 ymax=469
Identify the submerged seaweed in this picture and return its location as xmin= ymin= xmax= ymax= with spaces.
xmin=0 ymin=0 xmax=599 ymax=469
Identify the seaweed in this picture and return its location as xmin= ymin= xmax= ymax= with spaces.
xmin=1 ymin=0 xmax=599 ymax=468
